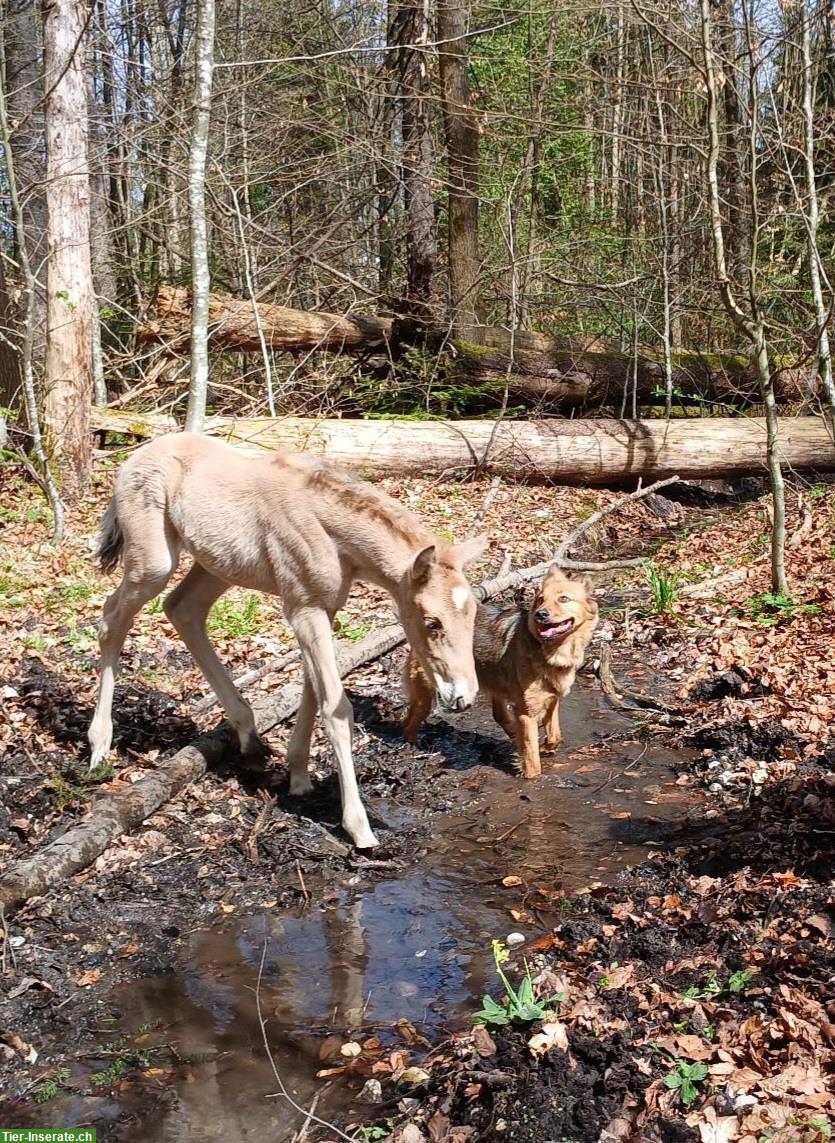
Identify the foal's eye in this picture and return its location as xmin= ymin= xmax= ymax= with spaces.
xmin=424 ymin=617 xmax=442 ymax=632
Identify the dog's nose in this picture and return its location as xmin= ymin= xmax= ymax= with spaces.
xmin=453 ymin=695 xmax=470 ymax=712
xmin=534 ymin=607 xmax=550 ymax=622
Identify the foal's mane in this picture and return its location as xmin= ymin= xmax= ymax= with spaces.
xmin=304 ymin=459 xmax=431 ymax=548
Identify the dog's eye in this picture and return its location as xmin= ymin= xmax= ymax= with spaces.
xmin=559 ymin=595 xmax=571 ymax=603
xmin=424 ymin=617 xmax=442 ymax=632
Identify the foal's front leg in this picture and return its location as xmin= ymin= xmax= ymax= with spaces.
xmin=289 ymin=606 xmax=378 ymax=849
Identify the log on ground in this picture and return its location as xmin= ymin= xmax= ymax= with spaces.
xmin=90 ymin=408 xmax=835 ymax=483
xmin=135 ymin=285 xmax=810 ymax=410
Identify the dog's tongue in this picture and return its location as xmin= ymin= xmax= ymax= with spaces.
xmin=540 ymin=619 xmax=572 ymax=639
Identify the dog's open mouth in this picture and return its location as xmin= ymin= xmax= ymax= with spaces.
xmin=536 ymin=617 xmax=575 ymax=641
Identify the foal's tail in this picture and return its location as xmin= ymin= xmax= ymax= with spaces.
xmin=96 ymin=497 xmax=124 ymax=573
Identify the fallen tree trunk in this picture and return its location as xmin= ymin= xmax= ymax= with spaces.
xmin=0 ymin=628 xmax=404 ymax=913
xmin=135 ymin=284 xmax=810 ymax=409
xmin=91 ymin=408 xmax=835 ymax=482
xmin=137 ymin=283 xmax=393 ymax=355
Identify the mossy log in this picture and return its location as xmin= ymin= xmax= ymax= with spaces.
xmin=135 ymin=285 xmax=809 ymax=411
xmin=90 ymin=407 xmax=835 ymax=483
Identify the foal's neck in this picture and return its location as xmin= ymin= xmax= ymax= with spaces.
xmin=310 ymin=468 xmax=434 ymax=593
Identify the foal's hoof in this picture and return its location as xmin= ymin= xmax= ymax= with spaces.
xmin=241 ymin=734 xmax=273 ymax=760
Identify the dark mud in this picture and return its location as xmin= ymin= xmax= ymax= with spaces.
xmin=0 ymin=649 xmax=704 ymax=1140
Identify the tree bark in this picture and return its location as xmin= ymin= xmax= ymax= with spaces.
xmin=700 ymin=0 xmax=787 ymax=593
xmin=89 ymin=407 xmax=835 ymax=484
xmin=135 ymin=284 xmax=811 ymax=410
xmin=437 ymin=0 xmax=481 ymax=340
xmin=393 ymin=0 xmax=437 ymax=304
xmin=2 ymin=0 xmax=47 ymax=345
xmin=184 ymin=0 xmax=214 ymax=432
xmin=43 ymin=0 xmax=95 ymax=504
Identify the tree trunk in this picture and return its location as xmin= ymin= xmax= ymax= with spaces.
xmin=393 ymin=0 xmax=437 ymax=304
xmin=3 ymin=0 xmax=47 ymax=349
xmin=135 ymin=284 xmax=811 ymax=410
xmin=437 ymin=0 xmax=481 ymax=340
xmin=89 ymin=408 xmax=835 ymax=484
xmin=700 ymin=0 xmax=787 ymax=593
xmin=43 ymin=0 xmax=95 ymax=504
xmin=184 ymin=0 xmax=214 ymax=432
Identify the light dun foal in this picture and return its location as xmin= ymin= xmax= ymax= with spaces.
xmin=88 ymin=433 xmax=485 ymax=848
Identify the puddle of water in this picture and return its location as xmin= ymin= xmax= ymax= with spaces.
xmin=19 ymin=680 xmax=696 ymax=1140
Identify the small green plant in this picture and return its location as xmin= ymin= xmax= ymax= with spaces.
xmin=744 ymin=592 xmax=821 ymax=624
xmin=645 ymin=561 xmax=682 ymax=614
xmin=355 ymin=1126 xmax=391 ymax=1143
xmin=473 ymin=940 xmax=562 ymax=1029
xmin=207 ymin=593 xmax=261 ymax=638
xmin=48 ymin=774 xmax=87 ymax=810
xmin=682 ymin=970 xmax=722 ymax=1000
xmin=728 ymin=968 xmax=755 ymax=994
xmin=664 ymin=1059 xmax=708 ymax=1108
xmin=88 ymin=760 xmax=116 ymax=782
xmin=89 ymin=1056 xmax=131 ymax=1089
xmin=333 ymin=610 xmax=372 ymax=643
xmin=34 ymin=1067 xmax=71 ymax=1104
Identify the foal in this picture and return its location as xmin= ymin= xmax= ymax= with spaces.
xmin=88 ymin=432 xmax=485 ymax=848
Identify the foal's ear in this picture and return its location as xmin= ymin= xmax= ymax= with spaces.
xmin=411 ymin=545 xmax=438 ymax=585
xmin=453 ymin=533 xmax=489 ymax=567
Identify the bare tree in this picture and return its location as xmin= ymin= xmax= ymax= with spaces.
xmin=392 ymin=0 xmax=437 ymax=306
xmin=0 ymin=19 xmax=65 ymax=539
xmin=437 ymin=0 xmax=481 ymax=340
xmin=42 ymin=0 xmax=95 ymax=502
xmin=700 ymin=0 xmax=787 ymax=593
xmin=184 ymin=0 xmax=215 ymax=432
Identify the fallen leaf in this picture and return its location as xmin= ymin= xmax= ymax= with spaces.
xmin=0 ymin=1031 xmax=38 ymax=1064
xmin=528 ymin=1021 xmax=569 ymax=1056
xmin=75 ymin=969 xmax=102 ymax=988
xmin=602 ymin=964 xmax=636 ymax=990
xmin=471 ymin=1025 xmax=496 ymax=1058
xmin=501 ymin=875 xmax=523 ymax=887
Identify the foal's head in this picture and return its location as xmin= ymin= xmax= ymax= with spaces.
xmin=399 ymin=536 xmax=486 ymax=712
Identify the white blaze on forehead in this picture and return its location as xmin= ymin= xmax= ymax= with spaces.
xmin=452 ymin=585 xmax=470 ymax=611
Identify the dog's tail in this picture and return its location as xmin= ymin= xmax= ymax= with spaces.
xmin=96 ymin=497 xmax=124 ymax=573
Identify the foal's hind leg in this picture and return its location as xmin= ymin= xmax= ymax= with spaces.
xmin=88 ymin=559 xmax=176 ymax=768
xmin=163 ymin=564 xmax=262 ymax=756
xmin=288 ymin=605 xmax=378 ymax=849
xmin=286 ymin=671 xmax=316 ymax=795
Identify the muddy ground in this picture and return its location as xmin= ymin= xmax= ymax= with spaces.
xmin=0 ymin=460 xmax=832 ymax=1143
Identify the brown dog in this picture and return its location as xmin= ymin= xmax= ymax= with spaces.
xmin=403 ymin=568 xmax=599 ymax=777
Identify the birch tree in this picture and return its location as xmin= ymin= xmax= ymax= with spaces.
xmin=184 ymin=0 xmax=215 ymax=432
xmin=42 ymin=0 xmax=95 ymax=502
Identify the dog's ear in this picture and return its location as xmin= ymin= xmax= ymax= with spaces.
xmin=579 ymin=574 xmax=595 ymax=596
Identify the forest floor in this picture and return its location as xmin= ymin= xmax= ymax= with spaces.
xmin=0 ymin=449 xmax=832 ymax=1143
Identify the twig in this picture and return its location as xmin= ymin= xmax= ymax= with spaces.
xmin=193 ymin=649 xmax=300 ymax=711
xmin=256 ymin=938 xmax=356 ymax=1142
xmin=554 ymin=475 xmax=681 ymax=561
xmin=295 ymin=859 xmax=310 ymax=902
xmin=292 ymin=1092 xmax=320 ymax=1142
xmin=467 ymin=475 xmax=501 ymax=538
xmin=246 ymin=793 xmax=276 ymax=863
xmin=596 ymin=645 xmax=685 ymax=723
xmin=788 ymin=491 xmax=813 ymax=550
